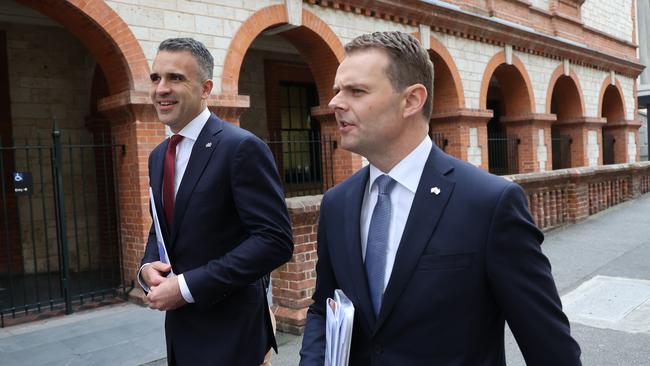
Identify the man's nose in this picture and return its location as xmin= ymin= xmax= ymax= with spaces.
xmin=328 ymin=92 xmax=345 ymax=110
xmin=155 ymin=79 xmax=171 ymax=95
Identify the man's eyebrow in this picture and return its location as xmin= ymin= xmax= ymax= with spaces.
xmin=335 ymin=82 xmax=368 ymax=90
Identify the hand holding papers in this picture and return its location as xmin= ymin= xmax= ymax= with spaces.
xmin=139 ymin=188 xmax=175 ymax=293
xmin=325 ymin=289 xmax=355 ymax=366
xmin=149 ymin=187 xmax=174 ymax=273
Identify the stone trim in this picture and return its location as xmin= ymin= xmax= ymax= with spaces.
xmin=303 ymin=0 xmax=643 ymax=77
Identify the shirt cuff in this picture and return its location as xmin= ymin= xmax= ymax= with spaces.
xmin=137 ymin=263 xmax=151 ymax=292
xmin=177 ymin=273 xmax=195 ymax=303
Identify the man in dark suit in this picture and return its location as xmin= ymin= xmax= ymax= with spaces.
xmin=139 ymin=38 xmax=293 ymax=365
xmin=299 ymin=31 xmax=581 ymax=365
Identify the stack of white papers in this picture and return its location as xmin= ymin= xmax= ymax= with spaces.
xmin=325 ymin=289 xmax=355 ymax=366
xmin=149 ymin=188 xmax=174 ymax=274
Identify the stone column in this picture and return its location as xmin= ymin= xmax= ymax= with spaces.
xmin=430 ymin=108 xmax=492 ymax=170
xmin=501 ymin=114 xmax=556 ymax=173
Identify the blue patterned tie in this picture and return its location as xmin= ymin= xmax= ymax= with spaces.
xmin=365 ymin=174 xmax=396 ymax=316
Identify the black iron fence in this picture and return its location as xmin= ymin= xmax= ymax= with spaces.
xmin=0 ymin=128 xmax=128 ymax=327
xmin=431 ymin=132 xmax=448 ymax=151
xmin=488 ymin=132 xmax=520 ymax=175
xmin=603 ymin=133 xmax=615 ymax=165
xmin=552 ymin=134 xmax=572 ymax=170
xmin=265 ymin=131 xmax=335 ymax=197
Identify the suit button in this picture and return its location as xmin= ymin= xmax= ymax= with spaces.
xmin=373 ymin=344 xmax=383 ymax=355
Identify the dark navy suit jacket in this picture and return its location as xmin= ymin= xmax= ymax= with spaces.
xmin=142 ymin=114 xmax=293 ymax=365
xmin=300 ymin=143 xmax=581 ymax=365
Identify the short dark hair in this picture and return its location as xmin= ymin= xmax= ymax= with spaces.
xmin=158 ymin=38 xmax=214 ymax=80
xmin=344 ymin=31 xmax=434 ymax=120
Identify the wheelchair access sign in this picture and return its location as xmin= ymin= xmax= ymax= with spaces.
xmin=13 ymin=172 xmax=33 ymax=196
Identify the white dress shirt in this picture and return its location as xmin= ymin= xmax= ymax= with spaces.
xmin=139 ymin=108 xmax=211 ymax=303
xmin=360 ymin=136 xmax=432 ymax=290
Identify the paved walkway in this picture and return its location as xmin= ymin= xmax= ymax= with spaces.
xmin=1 ymin=193 xmax=649 ymax=365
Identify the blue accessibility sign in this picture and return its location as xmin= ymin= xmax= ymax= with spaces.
xmin=13 ymin=172 xmax=33 ymax=196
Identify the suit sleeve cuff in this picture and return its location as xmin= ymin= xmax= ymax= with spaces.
xmin=138 ymin=263 xmax=151 ymax=293
xmin=178 ymin=273 xmax=195 ymax=303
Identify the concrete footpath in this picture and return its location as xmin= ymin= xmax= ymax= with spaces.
xmin=1 ymin=193 xmax=650 ymax=365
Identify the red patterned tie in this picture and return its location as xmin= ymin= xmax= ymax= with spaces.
xmin=163 ymin=134 xmax=183 ymax=227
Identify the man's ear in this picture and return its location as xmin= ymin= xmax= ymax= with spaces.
xmin=402 ymin=84 xmax=427 ymax=119
xmin=201 ymin=79 xmax=214 ymax=99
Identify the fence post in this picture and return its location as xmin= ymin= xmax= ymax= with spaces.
xmin=52 ymin=125 xmax=72 ymax=315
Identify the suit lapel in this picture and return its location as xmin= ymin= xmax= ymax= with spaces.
xmin=170 ymin=114 xmax=223 ymax=244
xmin=343 ymin=167 xmax=377 ymax=331
xmin=373 ymin=144 xmax=456 ymax=334
xmin=151 ymin=140 xmax=171 ymax=240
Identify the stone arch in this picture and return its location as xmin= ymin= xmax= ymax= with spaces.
xmin=479 ymin=51 xmax=535 ymax=115
xmin=423 ymin=34 xmax=465 ymax=111
xmin=221 ymin=5 xmax=344 ymax=107
xmin=17 ymin=0 xmax=150 ymax=95
xmin=598 ymin=76 xmax=626 ymax=122
xmin=546 ymin=65 xmax=585 ymax=118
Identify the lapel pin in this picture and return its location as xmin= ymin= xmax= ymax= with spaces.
xmin=430 ymin=187 xmax=441 ymax=195
xmin=205 ymin=142 xmax=212 ymax=148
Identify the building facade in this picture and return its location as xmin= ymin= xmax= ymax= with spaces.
xmin=0 ymin=0 xmax=645 ymax=329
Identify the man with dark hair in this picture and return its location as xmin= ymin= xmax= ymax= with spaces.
xmin=299 ymin=31 xmax=580 ymax=365
xmin=139 ymin=37 xmax=293 ymax=365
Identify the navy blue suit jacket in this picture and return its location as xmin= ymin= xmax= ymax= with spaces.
xmin=300 ymin=143 xmax=581 ymax=365
xmin=142 ymin=114 xmax=293 ymax=365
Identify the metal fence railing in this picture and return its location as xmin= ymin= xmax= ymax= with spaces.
xmin=552 ymin=134 xmax=572 ymax=170
xmin=431 ymin=132 xmax=448 ymax=151
xmin=0 ymin=128 xmax=128 ymax=327
xmin=488 ymin=132 xmax=520 ymax=175
xmin=603 ymin=133 xmax=615 ymax=165
xmin=265 ymin=132 xmax=335 ymax=197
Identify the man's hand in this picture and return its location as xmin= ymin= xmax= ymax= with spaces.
xmin=147 ymin=275 xmax=187 ymax=311
xmin=142 ymin=261 xmax=171 ymax=288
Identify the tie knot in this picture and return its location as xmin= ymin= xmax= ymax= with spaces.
xmin=169 ymin=134 xmax=183 ymax=149
xmin=375 ymin=174 xmax=395 ymax=195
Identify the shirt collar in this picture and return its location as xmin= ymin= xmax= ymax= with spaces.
xmin=175 ymin=108 xmax=211 ymax=142
xmin=368 ymin=136 xmax=432 ymax=194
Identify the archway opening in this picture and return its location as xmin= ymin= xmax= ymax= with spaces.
xmin=601 ymin=85 xmax=625 ymax=164
xmin=238 ymin=26 xmax=334 ymax=197
xmin=550 ymin=75 xmax=582 ymax=169
xmin=486 ymin=64 xmax=532 ymax=175
xmin=0 ymin=0 xmax=124 ymax=321
xmin=427 ymin=50 xmax=461 ymax=151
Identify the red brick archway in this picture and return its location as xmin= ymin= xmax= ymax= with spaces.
xmin=547 ymin=65 xmax=586 ymax=169
xmin=598 ymin=77 xmax=626 ymax=122
xmin=480 ymin=51 xmax=535 ymax=114
xmin=221 ymin=5 xmax=344 ymax=107
xmin=599 ymin=76 xmax=630 ymax=165
xmin=17 ymin=0 xmax=150 ymax=94
xmin=546 ymin=65 xmax=585 ymax=117
xmin=422 ymin=34 xmax=465 ymax=111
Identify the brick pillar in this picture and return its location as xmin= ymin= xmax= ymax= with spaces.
xmin=501 ymin=114 xmax=556 ymax=173
xmin=209 ymin=94 xmax=250 ymax=126
xmin=311 ymin=106 xmax=363 ymax=184
xmin=430 ymin=108 xmax=492 ymax=170
xmin=273 ymin=195 xmax=321 ymax=335
xmin=98 ymin=91 xmax=165 ymax=298
xmin=553 ymin=117 xmax=606 ymax=168
xmin=603 ymin=120 xmax=642 ymax=164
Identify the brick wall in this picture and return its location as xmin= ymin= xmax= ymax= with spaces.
xmin=1 ymin=20 xmax=102 ymax=274
xmin=273 ymin=162 xmax=650 ymax=334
